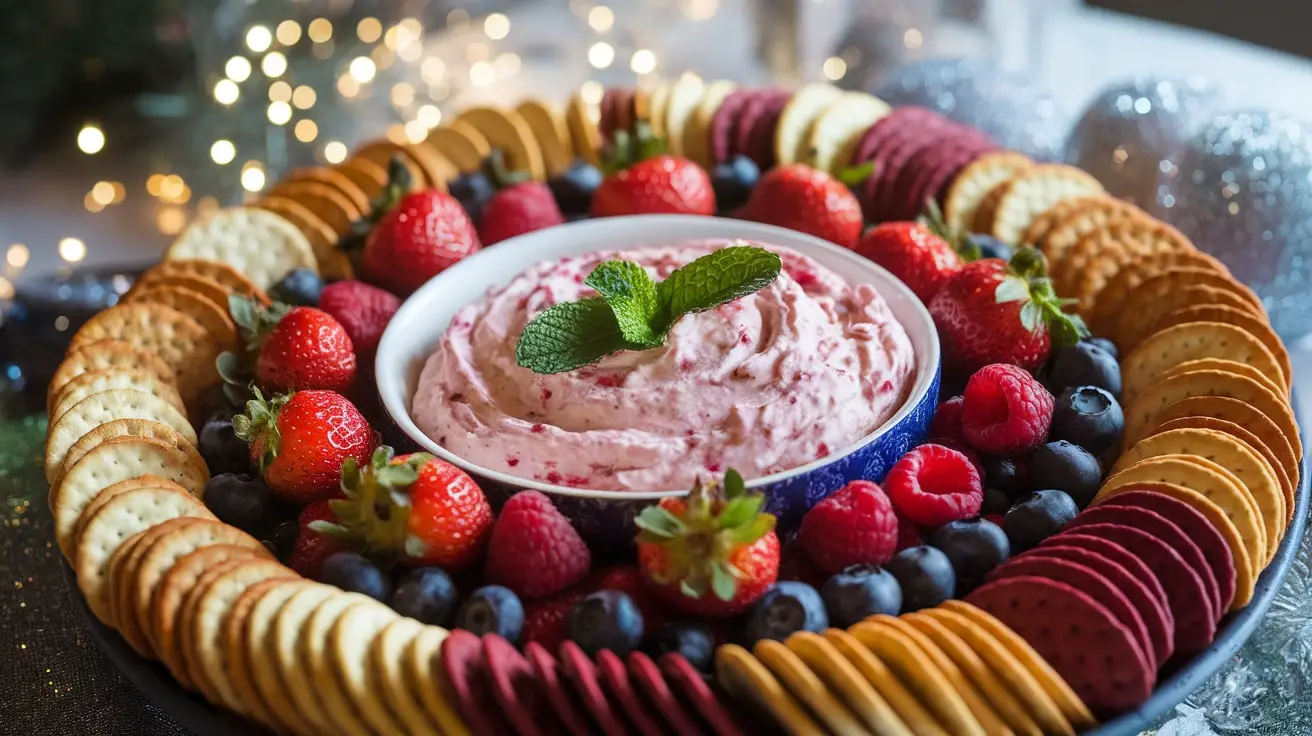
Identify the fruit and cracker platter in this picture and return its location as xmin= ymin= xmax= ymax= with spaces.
xmin=46 ymin=73 xmax=1306 ymax=736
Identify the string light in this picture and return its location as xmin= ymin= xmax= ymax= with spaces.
xmin=225 ymin=56 xmax=252 ymax=82
xmin=0 ymin=278 xmax=13 ymax=300
xmin=156 ymin=206 xmax=187 ymax=235
xmin=294 ymin=119 xmax=318 ymax=142
xmin=903 ymin=28 xmax=923 ymax=49
xmin=159 ymin=175 xmax=186 ymax=201
xmin=276 ymin=20 xmax=302 ymax=45
xmin=398 ymin=40 xmax=424 ymax=63
xmin=58 ymin=238 xmax=87 ymax=263
xmin=421 ymin=57 xmax=445 ymax=84
xmin=269 ymin=81 xmax=292 ymax=102
xmin=469 ymin=61 xmax=494 ymax=87
xmin=822 ymin=56 xmax=847 ymax=81
xmin=336 ymin=75 xmax=360 ymax=98
xmin=240 ymin=163 xmax=266 ymax=192
xmin=110 ymin=182 xmax=126 ymax=203
xmin=245 ymin=26 xmax=273 ymax=53
xmin=494 ymin=52 xmax=521 ymax=77
xmin=146 ymin=174 xmax=166 ymax=196
xmin=349 ymin=56 xmax=377 ymax=83
xmin=6 ymin=244 xmax=29 ymax=269
xmin=210 ymin=139 xmax=236 ymax=164
xmin=267 ymin=101 xmax=293 ymax=125
xmin=416 ymin=104 xmax=442 ymax=128
xmin=308 ymin=18 xmax=333 ymax=43
xmin=386 ymin=125 xmax=408 ymax=144
xmin=371 ymin=46 xmax=396 ymax=71
xmin=404 ymin=120 xmax=428 ymax=143
xmin=84 ymin=193 xmax=104 ymax=213
xmin=357 ymin=18 xmax=382 ymax=43
xmin=292 ymin=85 xmax=316 ymax=109
xmin=588 ymin=43 xmax=615 ymax=68
xmin=580 ymin=81 xmax=604 ymax=105
xmin=631 ymin=49 xmax=657 ymax=74
xmin=391 ymin=83 xmax=415 ymax=108
xmin=312 ymin=40 xmax=335 ymax=59
xmin=467 ymin=43 xmax=490 ymax=62
xmin=261 ymin=52 xmax=287 ymax=77
xmin=484 ymin=13 xmax=511 ymax=39
xmin=588 ymin=6 xmax=615 ymax=32
xmin=90 ymin=181 xmax=116 ymax=205
xmin=214 ymin=79 xmax=240 ymax=105
xmin=447 ymin=9 xmax=471 ymax=31
xmin=323 ymin=141 xmax=347 ymax=163
xmin=682 ymin=0 xmax=720 ymax=20
xmin=77 ymin=124 xmax=105 ymax=154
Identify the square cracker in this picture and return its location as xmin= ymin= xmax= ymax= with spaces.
xmin=45 ymin=387 xmax=198 ymax=483
xmin=166 ymin=206 xmax=318 ymax=289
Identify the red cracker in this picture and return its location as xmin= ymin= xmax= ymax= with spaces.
xmin=483 ymin=634 xmax=559 ymax=736
xmin=560 ymin=641 xmax=631 ymax=736
xmin=440 ymin=629 xmax=518 ymax=736
xmin=708 ymin=89 xmax=757 ymax=165
xmin=525 ymin=642 xmax=593 ymax=736
xmin=596 ymin=650 xmax=664 ymax=736
xmin=745 ymin=92 xmax=793 ymax=170
xmin=659 ymin=652 xmax=746 ymax=736
xmin=627 ymin=651 xmax=706 ymax=734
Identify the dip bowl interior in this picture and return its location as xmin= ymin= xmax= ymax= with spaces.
xmin=376 ymin=215 xmax=941 ymax=551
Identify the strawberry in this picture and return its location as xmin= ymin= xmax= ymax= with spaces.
xmin=287 ymin=500 xmax=347 ymax=579
xmin=317 ymin=280 xmax=400 ymax=360
xmin=592 ymin=155 xmax=715 ymax=217
xmin=229 ymin=298 xmax=358 ymax=395
xmin=312 ymin=447 xmax=493 ymax=571
xmin=484 ymin=491 xmax=591 ymax=598
xmin=928 ymin=247 xmax=1087 ymax=376
xmin=362 ymin=188 xmax=481 ymax=296
xmin=636 ymin=470 xmax=779 ymax=619
xmin=855 ymin=222 xmax=963 ymax=303
xmin=478 ymin=181 xmax=565 ymax=245
xmin=739 ymin=164 xmax=863 ymax=249
xmin=232 ymin=388 xmax=377 ymax=503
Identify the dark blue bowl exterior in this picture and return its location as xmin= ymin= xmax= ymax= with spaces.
xmin=480 ymin=367 xmax=941 ymax=553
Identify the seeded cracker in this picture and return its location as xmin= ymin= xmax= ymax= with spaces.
xmin=165 ymin=206 xmax=318 ymax=289
xmin=44 ymin=387 xmax=198 ymax=483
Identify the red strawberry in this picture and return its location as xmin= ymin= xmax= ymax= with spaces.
xmin=232 ymin=388 xmax=377 ymax=503
xmin=797 ymin=480 xmax=898 ymax=574
xmin=855 ymin=222 xmax=962 ymax=303
xmin=478 ymin=181 xmax=565 ymax=245
xmin=484 ymin=491 xmax=591 ymax=599
xmin=363 ymin=189 xmax=481 ymax=296
xmin=928 ymin=248 xmax=1087 ymax=376
xmin=312 ymin=447 xmax=494 ymax=571
xmin=287 ymin=500 xmax=347 ymax=579
xmin=522 ymin=589 xmax=587 ymax=650
xmin=636 ymin=470 xmax=779 ymax=619
xmin=592 ymin=155 xmax=715 ymax=217
xmin=252 ymin=306 xmax=357 ymax=394
xmin=318 ymin=280 xmax=400 ymax=360
xmin=739 ymin=164 xmax=863 ymax=249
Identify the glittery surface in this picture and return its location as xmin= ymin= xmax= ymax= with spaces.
xmin=1156 ymin=111 xmax=1312 ymax=341
xmin=873 ymin=58 xmax=1068 ymax=161
xmin=1064 ymin=76 xmax=1222 ymax=208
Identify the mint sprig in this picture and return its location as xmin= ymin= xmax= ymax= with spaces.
xmin=516 ymin=244 xmax=782 ymax=374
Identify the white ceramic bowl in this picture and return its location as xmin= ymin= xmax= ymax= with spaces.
xmin=375 ymin=215 xmax=941 ymax=548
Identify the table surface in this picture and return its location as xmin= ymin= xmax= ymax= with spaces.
xmin=5 ymin=3 xmax=1312 ymax=735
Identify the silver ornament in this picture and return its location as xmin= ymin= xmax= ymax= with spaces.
xmin=1157 ymin=110 xmax=1312 ymax=340
xmin=1064 ymin=77 xmax=1222 ymax=210
xmin=872 ymin=58 xmax=1067 ymax=161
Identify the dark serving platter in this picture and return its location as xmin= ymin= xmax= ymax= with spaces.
xmin=66 ymin=395 xmax=1309 ymax=736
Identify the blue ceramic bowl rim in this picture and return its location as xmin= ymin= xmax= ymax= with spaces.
xmin=374 ymin=214 xmax=941 ymax=501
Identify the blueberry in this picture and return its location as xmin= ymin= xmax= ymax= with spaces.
xmin=548 ymin=160 xmax=605 ymax=215
xmin=982 ymin=455 xmax=1027 ymax=498
xmin=1086 ymin=336 xmax=1118 ymax=360
xmin=647 ymin=622 xmax=716 ymax=672
xmin=928 ymin=519 xmax=1010 ymax=592
xmin=981 ymin=488 xmax=1012 ymax=516
xmin=1046 ymin=342 xmax=1121 ymax=397
xmin=199 ymin=411 xmax=250 ymax=476
xmin=711 ymin=155 xmax=761 ymax=213
xmin=885 ymin=546 xmax=956 ymax=612
xmin=1028 ymin=441 xmax=1102 ymax=508
xmin=389 ymin=567 xmax=458 ymax=626
xmin=455 ymin=585 xmax=525 ymax=642
xmin=743 ymin=582 xmax=828 ymax=645
xmin=820 ymin=564 xmax=902 ymax=628
xmin=449 ymin=171 xmax=496 ymax=222
xmin=567 ymin=590 xmax=644 ymax=657
xmin=267 ymin=519 xmax=300 ymax=559
xmin=269 ymin=268 xmax=323 ymax=306
xmin=203 ymin=473 xmax=274 ymax=534
xmin=320 ymin=552 xmax=391 ymax=601
xmin=969 ymin=233 xmax=1013 ymax=261
xmin=1051 ymin=386 xmax=1124 ymax=454
xmin=1005 ymin=490 xmax=1079 ymax=552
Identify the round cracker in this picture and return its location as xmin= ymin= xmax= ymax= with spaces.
xmin=72 ymin=475 xmax=189 ymax=566
xmin=1121 ymin=322 xmax=1286 ymax=404
xmin=645 ymin=82 xmax=672 ymax=139
xmin=371 ymin=618 xmax=444 ymax=736
xmin=300 ymin=593 xmax=390 ymax=736
xmin=106 ymin=529 xmax=153 ymax=650
xmin=129 ymin=272 xmax=233 ymax=314
xmin=944 ymin=152 xmax=1033 ymax=235
xmin=402 ymin=142 xmax=455 ymax=192
xmin=271 ymin=585 xmax=351 ymax=734
xmin=125 ymin=284 xmax=240 ymax=353
xmin=351 ymin=139 xmax=428 ymax=191
xmin=988 ymin=164 xmax=1105 ymax=244
xmin=1146 ymin=305 xmax=1291 ymax=392
xmin=334 ymin=157 xmax=389 ymax=209
xmin=328 ymin=602 xmax=408 ymax=734
xmin=148 ymin=259 xmax=270 ymax=305
xmin=1065 ymin=221 xmax=1194 ymax=312
xmin=683 ymin=80 xmax=738 ymax=169
xmin=44 ymin=388 xmax=199 ymax=484
xmin=1163 ymin=359 xmax=1284 ymax=402
xmin=516 ymin=100 xmax=573 ymax=177
xmin=55 ymin=418 xmax=202 ymax=490
xmin=266 ymin=180 xmax=361 ymax=237
xmin=1114 ymin=269 xmax=1267 ymax=349
xmin=281 ymin=166 xmax=371 ymax=214
xmin=222 ymin=579 xmax=305 ymax=728
xmin=427 ymin=122 xmax=492 ymax=173
xmin=112 ymin=516 xmax=215 ymax=657
xmin=455 ymin=106 xmax=545 ymax=180
xmin=253 ymin=196 xmax=353 ymax=281
xmin=166 ymin=208 xmax=317 ymax=289
xmin=1024 ymin=195 xmax=1117 ymax=249
xmin=803 ymin=92 xmax=891 ymax=174
xmin=774 ymin=83 xmax=841 ymax=165
xmin=49 ymin=340 xmax=177 ymax=416
xmin=565 ymin=94 xmax=602 ymax=165
xmin=51 ymin=368 xmax=186 ymax=429
xmin=1090 ymin=250 xmax=1230 ymax=335
xmin=1036 ymin=197 xmax=1142 ymax=267
xmin=244 ymin=580 xmax=326 ymax=734
xmin=662 ymin=73 xmax=707 ymax=159
xmin=68 ymin=302 xmax=219 ymax=407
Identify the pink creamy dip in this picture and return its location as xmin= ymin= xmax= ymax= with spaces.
xmin=411 ymin=240 xmax=916 ymax=491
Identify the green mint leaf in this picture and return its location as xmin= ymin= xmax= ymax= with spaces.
xmin=584 ymin=260 xmax=663 ymax=346
xmin=515 ymin=297 xmax=636 ymax=374
xmin=657 ymin=245 xmax=782 ymax=327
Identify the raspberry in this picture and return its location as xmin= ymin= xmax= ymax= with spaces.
xmin=318 ymin=280 xmax=401 ymax=359
xmin=885 ymin=444 xmax=983 ymax=527
xmin=894 ymin=513 xmax=923 ymax=552
xmin=961 ymin=363 xmax=1053 ymax=454
xmin=934 ymin=437 xmax=986 ymax=483
xmin=797 ymin=481 xmax=898 ymax=574
xmin=288 ymin=500 xmax=346 ymax=579
xmin=928 ymin=396 xmax=965 ymax=442
xmin=484 ymin=491 xmax=591 ymax=599
xmin=521 ymin=589 xmax=586 ymax=650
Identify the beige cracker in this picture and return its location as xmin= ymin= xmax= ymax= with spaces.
xmin=253 ymin=195 xmax=354 ymax=281
xmin=405 ymin=625 xmax=470 ymax=736
xmin=71 ymin=475 xmax=187 ymax=558
xmin=944 ymin=152 xmax=1034 ymax=236
xmin=662 ymin=73 xmax=707 ymax=159
xmin=125 ymin=284 xmax=240 ymax=353
xmin=48 ymin=340 xmax=176 ymax=416
xmin=455 ymin=106 xmax=546 ymax=180
xmin=246 ymin=580 xmax=329 ymax=735
xmin=221 ymin=579 xmax=302 ymax=729
xmin=372 ymin=618 xmax=445 ymax=736
xmin=50 ymin=368 xmax=186 ymax=430
xmin=327 ymin=601 xmax=408 ymax=735
xmin=128 ymin=272 xmax=233 ymax=315
xmin=988 ymin=164 xmax=1105 ymax=244
xmin=45 ymin=387 xmax=197 ymax=484
xmin=774 ymin=83 xmax=841 ymax=165
xmin=683 ymin=80 xmax=739 ymax=169
xmin=112 ymin=516 xmax=214 ymax=659
xmin=54 ymin=418 xmax=202 ymax=490
xmin=166 ymin=207 xmax=318 ymax=289
xmin=515 ymin=99 xmax=573 ymax=177
xmin=1121 ymin=322 xmax=1286 ymax=405
xmin=147 ymin=259 xmax=271 ymax=305
xmin=804 ymin=91 xmax=891 ymax=174
xmin=299 ymin=592 xmax=388 ymax=736
xmin=1146 ymin=305 xmax=1292 ymax=393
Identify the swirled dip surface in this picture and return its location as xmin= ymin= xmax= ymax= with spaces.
xmin=411 ymin=240 xmax=916 ymax=491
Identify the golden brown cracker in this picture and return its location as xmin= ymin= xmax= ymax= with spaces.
xmin=1068 ymin=219 xmax=1195 ymax=313
xmin=1040 ymin=197 xmax=1143 ymax=270
xmin=266 ymin=180 xmax=361 ymax=237
xmin=68 ymin=302 xmax=219 ymax=407
xmin=1023 ymin=195 xmax=1118 ymax=249
xmin=455 ymin=106 xmax=546 ymax=180
xmin=50 ymin=368 xmax=186 ymax=429
xmin=1147 ymin=305 xmax=1291 ymax=392
xmin=1113 ymin=283 xmax=1267 ymax=354
xmin=989 ymin=164 xmax=1105 ymax=244
xmin=1121 ymin=322 xmax=1286 ymax=404
xmin=125 ymin=284 xmax=240 ymax=353
xmin=402 ymin=142 xmax=456 ymax=192
xmin=335 ymin=157 xmax=390 ymax=208
xmin=351 ymin=139 xmax=428 ymax=191
xmin=148 ymin=259 xmax=271 ymax=305
xmin=253 ymin=195 xmax=353 ymax=281
xmin=944 ymin=152 xmax=1033 ymax=236
xmin=281 ymin=166 xmax=372 ymax=214
xmin=565 ymin=94 xmax=603 ymax=165
xmin=166 ymin=209 xmax=318 ymax=290
xmin=516 ymin=100 xmax=574 ymax=177
xmin=55 ymin=418 xmax=202 ymax=491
